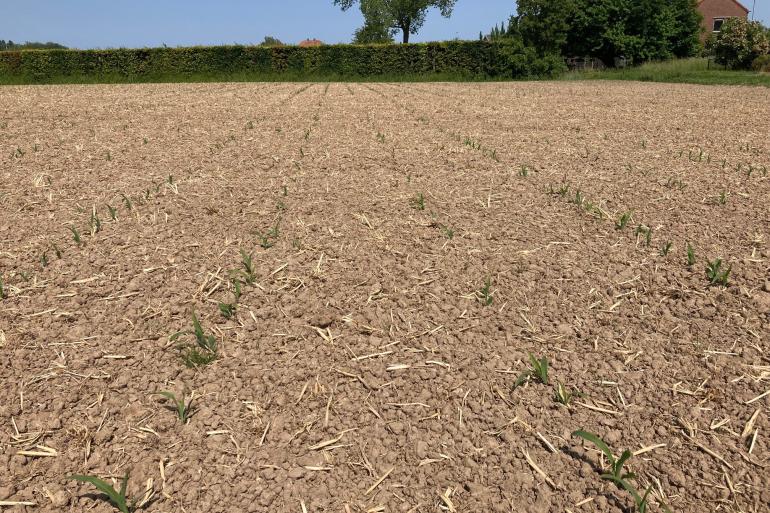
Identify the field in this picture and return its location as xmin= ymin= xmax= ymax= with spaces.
xmin=1 ymin=81 xmax=769 ymax=513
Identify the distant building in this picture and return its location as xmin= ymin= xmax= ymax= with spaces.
xmin=697 ymin=0 xmax=750 ymax=41
xmin=298 ymin=39 xmax=323 ymax=48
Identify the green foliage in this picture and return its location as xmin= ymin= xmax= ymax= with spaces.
xmin=709 ymin=18 xmax=770 ymax=70
xmin=572 ymin=430 xmax=656 ymax=513
xmin=0 ymin=40 xmax=66 ymax=51
xmin=660 ymin=241 xmax=673 ymax=256
xmin=616 ymin=211 xmax=632 ymax=230
xmin=157 ymin=391 xmax=193 ymax=423
xmin=336 ymin=0 xmax=457 ymax=43
xmin=239 ymin=249 xmax=256 ymax=284
xmin=411 ymin=192 xmax=425 ymax=210
xmin=69 ymin=225 xmax=82 ymax=246
xmin=686 ymin=242 xmax=696 ymax=266
xmin=218 ymin=302 xmax=236 ymax=319
xmin=513 ymin=0 xmax=702 ymax=64
xmin=554 ymin=381 xmax=573 ymax=405
xmin=260 ymin=36 xmax=284 ymax=47
xmin=706 ymin=258 xmax=731 ymax=286
xmin=515 ymin=353 xmax=549 ymax=387
xmin=0 ymin=41 xmax=565 ymax=83
xmin=478 ymin=277 xmax=493 ymax=306
xmin=69 ymin=473 xmax=134 ymax=513
xmin=172 ymin=313 xmax=217 ymax=367
xmin=0 ymin=275 xmax=5 ymax=299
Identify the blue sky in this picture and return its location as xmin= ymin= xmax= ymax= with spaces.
xmin=2 ymin=0 xmax=768 ymax=49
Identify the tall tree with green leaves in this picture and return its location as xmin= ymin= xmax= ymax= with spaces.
xmin=516 ymin=0 xmax=576 ymax=54
xmin=334 ymin=0 xmax=458 ymax=43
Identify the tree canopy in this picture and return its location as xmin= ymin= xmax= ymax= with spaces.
xmin=334 ymin=0 xmax=457 ymax=43
xmin=0 ymin=40 xmax=67 ymax=51
xmin=501 ymin=0 xmax=702 ymax=65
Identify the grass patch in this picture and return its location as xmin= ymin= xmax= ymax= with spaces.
xmin=563 ymin=58 xmax=770 ymax=87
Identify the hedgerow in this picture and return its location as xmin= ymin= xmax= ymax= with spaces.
xmin=0 ymin=40 xmax=564 ymax=83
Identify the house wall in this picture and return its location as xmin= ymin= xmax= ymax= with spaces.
xmin=698 ymin=0 xmax=750 ymax=41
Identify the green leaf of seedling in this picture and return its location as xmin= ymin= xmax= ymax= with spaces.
xmin=573 ymin=430 xmax=616 ymax=465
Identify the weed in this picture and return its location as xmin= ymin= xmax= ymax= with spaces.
xmin=411 ymin=193 xmax=425 ymax=211
xmin=706 ymin=258 xmax=731 ymax=286
xmin=107 ymin=204 xmax=118 ymax=220
xmin=686 ymin=243 xmax=696 ymax=266
xmin=69 ymin=226 xmax=82 ymax=246
xmin=441 ymin=225 xmax=454 ymax=239
xmin=40 ymin=251 xmax=49 ymax=268
xmin=616 ymin=212 xmax=632 ymax=230
xmin=660 ymin=241 xmax=673 ymax=256
xmin=518 ymin=165 xmax=529 ymax=177
xmin=157 ymin=391 xmax=193 ymax=423
xmin=478 ymin=277 xmax=493 ymax=306
xmin=68 ymin=472 xmax=136 ymax=513
xmin=219 ymin=302 xmax=236 ymax=319
xmin=122 ymin=194 xmax=133 ymax=211
xmin=514 ymin=353 xmax=549 ymax=388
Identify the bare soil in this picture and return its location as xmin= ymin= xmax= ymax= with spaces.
xmin=1 ymin=81 xmax=769 ymax=513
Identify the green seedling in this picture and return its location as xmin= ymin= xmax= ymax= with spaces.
xmin=68 ymin=472 xmax=136 ymax=513
xmin=167 ymin=175 xmax=174 ymax=185
xmin=0 ymin=276 xmax=5 ymax=299
xmin=171 ymin=313 xmax=217 ymax=367
xmin=232 ymin=279 xmax=242 ymax=302
xmin=90 ymin=210 xmax=102 ymax=234
xmin=52 ymin=243 xmax=62 ymax=259
xmin=514 ymin=353 xmax=549 ymax=388
xmin=441 ymin=225 xmax=454 ymax=240
xmin=69 ymin=226 xmax=82 ymax=246
xmin=218 ymin=302 xmax=236 ymax=319
xmin=257 ymin=224 xmax=279 ymax=249
xmin=554 ymin=381 xmax=573 ymax=405
xmin=572 ymin=190 xmax=584 ymax=206
xmin=660 ymin=241 xmax=673 ymax=256
xmin=518 ymin=165 xmax=529 ymax=177
xmin=282 ymin=185 xmax=288 ymax=196
xmin=478 ymin=277 xmax=493 ymax=306
xmin=686 ymin=243 xmax=696 ymax=266
xmin=376 ymin=132 xmax=385 ymax=143
xmin=239 ymin=249 xmax=256 ymax=284
xmin=105 ymin=151 xmax=112 ymax=161
xmin=616 ymin=212 xmax=632 ymax=230
xmin=107 ymin=204 xmax=118 ymax=220
xmin=412 ymin=193 xmax=425 ymax=211
xmin=706 ymin=258 xmax=731 ymax=286
xmin=246 ymin=121 xmax=254 ymax=130
xmin=143 ymin=137 xmax=148 ymax=145
xmin=276 ymin=200 xmax=286 ymax=212
xmin=304 ymin=128 xmax=311 ymax=140
xmin=634 ymin=225 xmax=652 ymax=247
xmin=40 ymin=252 xmax=49 ymax=268
xmin=122 ymin=194 xmax=133 ymax=211
xmin=716 ymin=191 xmax=727 ymax=205
xmin=157 ymin=391 xmax=193 ymax=423
xmin=572 ymin=430 xmax=656 ymax=513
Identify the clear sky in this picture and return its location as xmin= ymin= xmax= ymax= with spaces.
xmin=2 ymin=0 xmax=768 ymax=49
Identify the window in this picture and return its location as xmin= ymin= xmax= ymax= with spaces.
xmin=713 ymin=18 xmax=726 ymax=32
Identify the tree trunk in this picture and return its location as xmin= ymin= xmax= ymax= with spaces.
xmin=401 ymin=20 xmax=411 ymax=43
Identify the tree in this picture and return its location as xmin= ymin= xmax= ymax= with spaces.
xmin=353 ymin=0 xmax=396 ymax=43
xmin=334 ymin=0 xmax=457 ymax=43
xmin=710 ymin=18 xmax=770 ymax=69
xmin=260 ymin=36 xmax=284 ymax=47
xmin=516 ymin=0 xmax=576 ymax=54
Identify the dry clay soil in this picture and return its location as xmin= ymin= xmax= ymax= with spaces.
xmin=1 ymin=81 xmax=769 ymax=513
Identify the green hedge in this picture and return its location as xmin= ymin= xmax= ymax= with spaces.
xmin=0 ymin=41 xmax=565 ymax=83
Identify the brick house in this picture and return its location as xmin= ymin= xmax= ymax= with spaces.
xmin=697 ymin=0 xmax=750 ymax=41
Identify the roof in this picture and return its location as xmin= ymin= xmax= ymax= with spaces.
xmin=697 ymin=0 xmax=750 ymax=14
xmin=298 ymin=39 xmax=323 ymax=47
